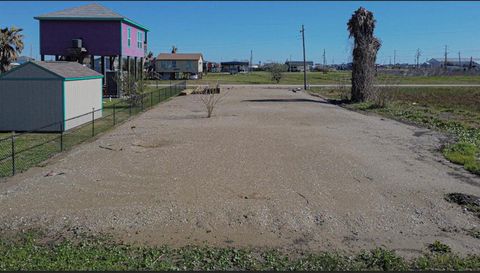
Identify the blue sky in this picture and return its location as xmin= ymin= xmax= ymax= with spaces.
xmin=2 ymin=1 xmax=479 ymax=64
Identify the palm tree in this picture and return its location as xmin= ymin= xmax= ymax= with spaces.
xmin=347 ymin=7 xmax=381 ymax=102
xmin=0 ymin=26 xmax=24 ymax=73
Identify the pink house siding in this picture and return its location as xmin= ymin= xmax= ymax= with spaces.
xmin=121 ymin=22 xmax=145 ymax=58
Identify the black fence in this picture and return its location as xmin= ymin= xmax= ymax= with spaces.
xmin=0 ymin=81 xmax=187 ymax=178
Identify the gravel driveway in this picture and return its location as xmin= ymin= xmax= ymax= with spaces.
xmin=1 ymin=86 xmax=479 ymax=256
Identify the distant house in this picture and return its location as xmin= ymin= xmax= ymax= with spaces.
xmin=155 ymin=53 xmax=204 ymax=80
xmin=220 ymin=61 xmax=249 ymax=73
xmin=426 ymin=58 xmax=480 ymax=69
xmin=17 ymin=56 xmax=35 ymax=64
xmin=204 ymin=61 xmax=221 ymax=73
xmin=285 ymin=61 xmax=314 ymax=72
xmin=0 ymin=61 xmax=103 ymax=132
xmin=34 ymin=3 xmax=149 ymax=97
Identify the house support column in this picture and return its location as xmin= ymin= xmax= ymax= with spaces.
xmin=100 ymin=56 xmax=105 ymax=87
xmin=126 ymin=56 xmax=130 ymax=76
xmin=140 ymin=57 xmax=144 ymax=80
xmin=134 ymin=57 xmax=138 ymax=80
xmin=118 ymin=55 xmax=123 ymax=97
xmin=90 ymin=55 xmax=95 ymax=70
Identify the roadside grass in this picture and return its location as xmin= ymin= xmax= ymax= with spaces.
xmin=1 ymin=230 xmax=480 ymax=271
xmin=150 ymin=71 xmax=480 ymax=85
xmin=309 ymin=86 xmax=480 ymax=175
xmin=0 ymin=87 xmax=177 ymax=178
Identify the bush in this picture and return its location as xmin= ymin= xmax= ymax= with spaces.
xmin=269 ymin=63 xmax=287 ymax=83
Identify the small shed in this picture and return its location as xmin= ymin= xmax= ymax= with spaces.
xmin=0 ymin=61 xmax=103 ymax=132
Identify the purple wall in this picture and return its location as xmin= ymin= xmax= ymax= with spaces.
xmin=40 ymin=20 xmax=121 ymax=56
xmin=121 ymin=22 xmax=146 ymax=58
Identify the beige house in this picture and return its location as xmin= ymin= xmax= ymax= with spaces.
xmin=155 ymin=53 xmax=203 ymax=80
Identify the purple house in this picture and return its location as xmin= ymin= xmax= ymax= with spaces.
xmin=34 ymin=3 xmax=149 ymax=97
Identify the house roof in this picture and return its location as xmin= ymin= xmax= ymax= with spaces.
xmin=157 ymin=53 xmax=203 ymax=61
xmin=33 ymin=61 xmax=103 ymax=79
xmin=220 ymin=61 xmax=249 ymax=65
xmin=0 ymin=61 xmax=103 ymax=80
xmin=286 ymin=61 xmax=314 ymax=65
xmin=34 ymin=3 xmax=149 ymax=31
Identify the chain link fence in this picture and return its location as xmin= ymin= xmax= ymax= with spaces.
xmin=0 ymin=81 xmax=186 ymax=178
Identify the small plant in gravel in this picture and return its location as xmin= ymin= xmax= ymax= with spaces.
xmin=428 ymin=241 xmax=452 ymax=254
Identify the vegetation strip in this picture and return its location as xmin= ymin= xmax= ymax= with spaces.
xmin=1 ymin=231 xmax=480 ymax=271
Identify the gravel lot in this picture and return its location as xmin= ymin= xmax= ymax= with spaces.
xmin=1 ymin=86 xmax=480 ymax=256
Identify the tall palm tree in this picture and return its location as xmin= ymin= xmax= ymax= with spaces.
xmin=0 ymin=26 xmax=24 ymax=73
xmin=347 ymin=7 xmax=381 ymax=102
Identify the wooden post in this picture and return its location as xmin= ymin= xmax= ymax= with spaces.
xmin=140 ymin=57 xmax=144 ymax=80
xmin=118 ymin=55 xmax=123 ymax=97
xmin=134 ymin=57 xmax=138 ymax=80
xmin=90 ymin=55 xmax=95 ymax=70
xmin=126 ymin=56 xmax=130 ymax=75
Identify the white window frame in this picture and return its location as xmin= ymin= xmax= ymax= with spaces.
xmin=127 ymin=27 xmax=131 ymax=47
xmin=137 ymin=31 xmax=143 ymax=49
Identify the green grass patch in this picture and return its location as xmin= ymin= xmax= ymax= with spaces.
xmin=150 ymin=71 xmax=480 ymax=85
xmin=443 ymin=142 xmax=480 ymax=175
xmin=1 ymin=231 xmax=480 ymax=271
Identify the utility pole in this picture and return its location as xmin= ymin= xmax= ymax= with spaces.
xmin=469 ymin=56 xmax=473 ymax=70
xmin=393 ymin=49 xmax=396 ymax=67
xmin=458 ymin=51 xmax=461 ymax=68
xmin=389 ymin=56 xmax=392 ymax=66
xmin=300 ymin=24 xmax=307 ymax=90
xmin=249 ymin=49 xmax=253 ymax=73
xmin=415 ymin=48 xmax=421 ymax=69
xmin=444 ymin=45 xmax=448 ymax=70
xmin=322 ymin=49 xmax=326 ymax=68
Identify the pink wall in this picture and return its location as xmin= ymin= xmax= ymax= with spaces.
xmin=121 ymin=22 xmax=146 ymax=58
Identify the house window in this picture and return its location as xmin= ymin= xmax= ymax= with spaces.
xmin=127 ymin=27 xmax=131 ymax=47
xmin=172 ymin=60 xmax=177 ymax=68
xmin=137 ymin=31 xmax=143 ymax=49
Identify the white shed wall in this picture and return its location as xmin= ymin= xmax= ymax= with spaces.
xmin=64 ymin=79 xmax=103 ymax=130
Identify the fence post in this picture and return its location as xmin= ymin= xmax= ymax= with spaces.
xmin=157 ymin=88 xmax=160 ymax=103
xmin=113 ymin=103 xmax=116 ymax=125
xmin=169 ymin=81 xmax=172 ymax=97
xmin=150 ymin=92 xmax=153 ymax=108
xmin=11 ymin=131 xmax=15 ymax=176
xmin=92 ymin=107 xmax=95 ymax=136
xmin=60 ymin=123 xmax=64 ymax=152
xmin=141 ymin=94 xmax=144 ymax=111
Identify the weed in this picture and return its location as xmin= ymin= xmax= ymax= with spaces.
xmin=428 ymin=241 xmax=452 ymax=254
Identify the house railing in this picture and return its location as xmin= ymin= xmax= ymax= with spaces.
xmin=0 ymin=81 xmax=186 ymax=178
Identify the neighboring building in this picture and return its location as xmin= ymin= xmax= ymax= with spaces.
xmin=220 ymin=61 xmax=249 ymax=73
xmin=34 ymin=3 xmax=149 ymax=97
xmin=17 ymin=56 xmax=35 ymax=64
xmin=285 ymin=61 xmax=314 ymax=72
xmin=425 ymin=58 xmax=480 ymax=69
xmin=0 ymin=61 xmax=103 ymax=132
xmin=204 ymin=61 xmax=221 ymax=73
xmin=155 ymin=53 xmax=204 ymax=80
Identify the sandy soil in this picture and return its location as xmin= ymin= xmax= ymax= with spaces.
xmin=1 ymin=86 xmax=479 ymax=256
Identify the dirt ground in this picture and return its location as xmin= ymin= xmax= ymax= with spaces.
xmin=1 ymin=86 xmax=480 ymax=257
